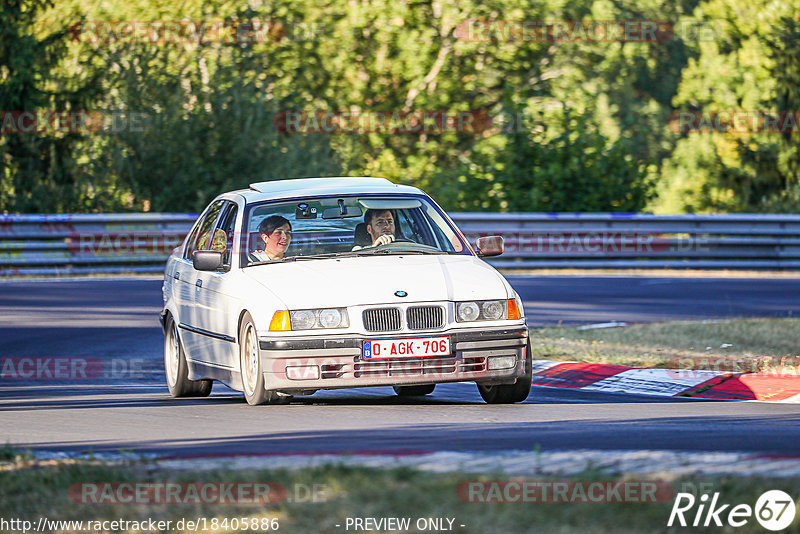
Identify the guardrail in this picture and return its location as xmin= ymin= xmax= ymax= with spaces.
xmin=0 ymin=213 xmax=195 ymax=276
xmin=454 ymin=213 xmax=800 ymax=270
xmin=2 ymin=212 xmax=800 ymax=275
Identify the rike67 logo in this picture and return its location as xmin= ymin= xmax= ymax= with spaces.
xmin=668 ymin=490 xmax=796 ymax=531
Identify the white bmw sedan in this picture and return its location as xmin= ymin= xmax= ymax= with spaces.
xmin=161 ymin=177 xmax=531 ymax=405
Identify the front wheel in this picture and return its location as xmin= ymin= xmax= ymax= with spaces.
xmin=239 ymin=312 xmax=291 ymax=406
xmin=393 ymin=384 xmax=435 ymax=396
xmin=477 ymin=339 xmax=532 ymax=404
xmin=164 ymin=316 xmax=212 ymax=398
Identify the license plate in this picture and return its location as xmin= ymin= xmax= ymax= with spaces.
xmin=363 ymin=336 xmax=451 ymax=359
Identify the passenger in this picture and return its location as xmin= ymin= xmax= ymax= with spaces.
xmin=353 ymin=209 xmax=395 ymax=250
xmin=249 ymin=215 xmax=292 ymax=262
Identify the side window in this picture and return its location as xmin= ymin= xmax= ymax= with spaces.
xmin=216 ymin=203 xmax=238 ymax=268
xmin=183 ymin=224 xmax=201 ymax=260
xmin=396 ymin=210 xmax=415 ymax=241
xmin=184 ymin=200 xmax=225 ymax=260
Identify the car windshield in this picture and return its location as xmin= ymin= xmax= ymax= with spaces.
xmin=241 ymin=194 xmax=469 ymax=266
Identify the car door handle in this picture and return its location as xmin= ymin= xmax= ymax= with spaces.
xmin=196 ymin=279 xmax=202 ymax=288
xmin=174 ymin=272 xmax=180 ymax=280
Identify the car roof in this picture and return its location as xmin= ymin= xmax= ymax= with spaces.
xmin=232 ymin=177 xmax=425 ymax=203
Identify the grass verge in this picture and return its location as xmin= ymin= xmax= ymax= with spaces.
xmin=1 ymin=455 xmax=799 ymax=534
xmin=530 ymin=318 xmax=800 ymax=370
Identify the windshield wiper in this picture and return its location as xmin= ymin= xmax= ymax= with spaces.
xmin=248 ymin=249 xmax=445 ymax=266
xmin=290 ymin=253 xmax=343 ymax=261
xmin=247 ymin=256 xmax=299 ymax=267
xmin=362 ymin=248 xmax=447 ymax=255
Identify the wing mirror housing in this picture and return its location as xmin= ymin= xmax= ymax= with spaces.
xmin=475 ymin=236 xmax=504 ymax=258
xmin=193 ymin=250 xmax=224 ymax=271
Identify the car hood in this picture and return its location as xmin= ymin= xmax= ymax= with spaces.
xmin=243 ymin=254 xmax=510 ymax=308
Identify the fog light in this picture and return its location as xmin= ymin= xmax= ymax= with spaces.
xmin=286 ymin=365 xmax=320 ymax=380
xmin=488 ymin=356 xmax=516 ymax=370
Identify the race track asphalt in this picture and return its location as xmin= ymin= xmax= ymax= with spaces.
xmin=1 ymin=275 xmax=799 ymax=457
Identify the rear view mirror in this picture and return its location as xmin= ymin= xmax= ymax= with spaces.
xmin=193 ymin=250 xmax=224 ymax=271
xmin=321 ymin=206 xmax=363 ymax=219
xmin=476 ymin=236 xmax=504 ymax=258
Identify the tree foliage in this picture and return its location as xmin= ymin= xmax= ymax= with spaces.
xmin=0 ymin=0 xmax=797 ymax=213
xmin=0 ymin=0 xmax=105 ymax=212
xmin=653 ymin=0 xmax=800 ymax=212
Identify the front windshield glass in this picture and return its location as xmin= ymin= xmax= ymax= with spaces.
xmin=241 ymin=194 xmax=469 ymax=266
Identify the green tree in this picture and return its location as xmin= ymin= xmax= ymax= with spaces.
xmin=654 ymin=0 xmax=800 ymax=212
xmin=434 ymin=109 xmax=652 ymax=211
xmin=0 ymin=0 xmax=104 ymax=212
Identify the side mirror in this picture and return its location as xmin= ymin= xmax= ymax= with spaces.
xmin=476 ymin=236 xmax=504 ymax=258
xmin=193 ymin=250 xmax=224 ymax=271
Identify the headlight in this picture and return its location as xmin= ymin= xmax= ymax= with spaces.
xmin=482 ymin=300 xmax=504 ymax=320
xmin=319 ymin=308 xmax=343 ymax=328
xmin=456 ymin=300 xmax=510 ymax=322
xmin=456 ymin=302 xmax=480 ymax=322
xmin=291 ymin=310 xmax=316 ymax=330
xmin=289 ymin=308 xmax=349 ymax=330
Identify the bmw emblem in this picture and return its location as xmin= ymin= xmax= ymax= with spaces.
xmin=394 ymin=290 xmax=408 ymax=297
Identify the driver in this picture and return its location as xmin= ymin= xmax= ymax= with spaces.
xmin=357 ymin=209 xmax=395 ymax=249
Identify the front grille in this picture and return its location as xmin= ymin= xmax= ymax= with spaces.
xmin=354 ymin=357 xmax=457 ymax=378
xmin=406 ymin=306 xmax=444 ymax=330
xmin=460 ymin=356 xmax=487 ymax=373
xmin=320 ymin=363 xmax=345 ymax=379
xmin=362 ymin=307 xmax=402 ymax=332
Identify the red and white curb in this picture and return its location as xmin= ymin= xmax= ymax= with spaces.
xmin=531 ymin=361 xmax=800 ymax=402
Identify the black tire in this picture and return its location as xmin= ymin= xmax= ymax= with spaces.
xmin=393 ymin=384 xmax=436 ymax=396
xmin=164 ymin=316 xmax=212 ymax=398
xmin=477 ymin=339 xmax=533 ymax=404
xmin=239 ymin=312 xmax=291 ymax=405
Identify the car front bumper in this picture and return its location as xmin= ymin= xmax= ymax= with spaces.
xmin=258 ymin=326 xmax=529 ymax=392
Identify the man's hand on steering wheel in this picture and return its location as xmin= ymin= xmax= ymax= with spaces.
xmin=372 ymin=234 xmax=395 ymax=246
